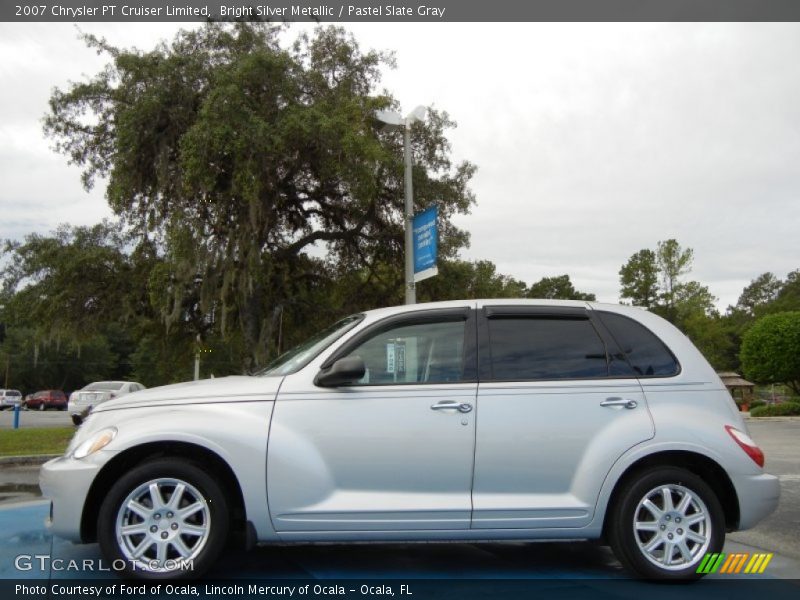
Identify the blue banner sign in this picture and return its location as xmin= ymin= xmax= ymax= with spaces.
xmin=412 ymin=206 xmax=438 ymax=282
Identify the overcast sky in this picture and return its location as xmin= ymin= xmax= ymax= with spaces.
xmin=1 ymin=22 xmax=799 ymax=309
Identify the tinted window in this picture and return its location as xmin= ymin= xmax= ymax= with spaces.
xmin=597 ymin=311 xmax=679 ymax=377
xmin=342 ymin=320 xmax=465 ymax=385
xmin=487 ymin=317 xmax=608 ymax=380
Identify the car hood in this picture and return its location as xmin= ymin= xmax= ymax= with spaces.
xmin=93 ymin=375 xmax=283 ymax=412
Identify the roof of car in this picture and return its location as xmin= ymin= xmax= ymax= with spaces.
xmin=358 ymin=299 xmax=645 ymax=319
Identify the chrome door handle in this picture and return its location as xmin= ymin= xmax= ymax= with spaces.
xmin=431 ymin=401 xmax=473 ymax=413
xmin=600 ymin=397 xmax=638 ymax=409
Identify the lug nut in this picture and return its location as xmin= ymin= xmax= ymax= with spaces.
xmin=677 ymin=528 xmax=683 ymax=535
xmin=675 ymin=517 xmax=681 ymax=523
xmin=660 ymin=525 xmax=666 ymax=531
xmin=668 ymin=533 xmax=674 ymax=540
xmin=665 ymin=515 xmax=671 ymax=521
xmin=161 ymin=532 xmax=168 ymax=539
xmin=167 ymin=512 xmax=174 ymax=518
xmin=171 ymin=523 xmax=179 ymax=530
xmin=154 ymin=513 xmax=161 ymax=520
xmin=150 ymin=526 xmax=157 ymax=533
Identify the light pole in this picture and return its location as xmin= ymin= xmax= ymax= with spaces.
xmin=376 ymin=106 xmax=427 ymax=305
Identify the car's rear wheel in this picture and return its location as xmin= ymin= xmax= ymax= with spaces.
xmin=98 ymin=458 xmax=229 ymax=579
xmin=609 ymin=467 xmax=725 ymax=580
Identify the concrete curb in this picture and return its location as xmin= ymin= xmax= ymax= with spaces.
xmin=0 ymin=454 xmax=59 ymax=466
xmin=745 ymin=416 xmax=800 ymax=421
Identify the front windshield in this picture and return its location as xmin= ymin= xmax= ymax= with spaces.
xmin=255 ymin=314 xmax=364 ymax=377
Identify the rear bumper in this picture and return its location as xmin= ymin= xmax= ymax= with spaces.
xmin=733 ymin=472 xmax=781 ymax=530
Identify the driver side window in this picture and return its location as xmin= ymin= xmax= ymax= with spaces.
xmin=342 ymin=320 xmax=466 ymax=385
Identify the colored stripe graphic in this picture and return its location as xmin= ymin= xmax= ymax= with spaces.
xmin=697 ymin=552 xmax=773 ymax=575
xmin=697 ymin=553 xmax=725 ymax=574
xmin=744 ymin=553 xmax=773 ymax=574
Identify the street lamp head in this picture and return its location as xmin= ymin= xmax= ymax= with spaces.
xmin=375 ymin=109 xmax=404 ymax=130
xmin=408 ymin=105 xmax=427 ymax=123
xmin=375 ymin=106 xmax=427 ymax=130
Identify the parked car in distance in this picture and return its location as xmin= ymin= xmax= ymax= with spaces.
xmin=0 ymin=389 xmax=24 ymax=410
xmin=67 ymin=381 xmax=146 ymax=420
xmin=40 ymin=300 xmax=779 ymax=581
xmin=25 ymin=390 xmax=68 ymax=411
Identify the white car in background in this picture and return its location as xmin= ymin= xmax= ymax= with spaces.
xmin=0 ymin=389 xmax=24 ymax=410
xmin=68 ymin=381 xmax=146 ymax=421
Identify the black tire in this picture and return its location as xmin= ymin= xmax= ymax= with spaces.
xmin=98 ymin=458 xmax=230 ymax=580
xmin=608 ymin=467 xmax=725 ymax=580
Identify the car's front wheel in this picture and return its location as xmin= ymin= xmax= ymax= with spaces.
xmin=98 ymin=458 xmax=229 ymax=580
xmin=609 ymin=467 xmax=725 ymax=580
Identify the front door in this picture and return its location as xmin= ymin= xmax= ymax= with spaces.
xmin=268 ymin=308 xmax=478 ymax=534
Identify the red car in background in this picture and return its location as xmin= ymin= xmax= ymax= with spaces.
xmin=25 ymin=390 xmax=67 ymax=411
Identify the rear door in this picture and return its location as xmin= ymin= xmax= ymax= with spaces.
xmin=471 ymin=305 xmax=655 ymax=530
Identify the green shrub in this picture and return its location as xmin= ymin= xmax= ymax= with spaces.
xmin=741 ymin=311 xmax=800 ymax=395
xmin=750 ymin=402 xmax=800 ymax=417
xmin=749 ymin=400 xmax=766 ymax=410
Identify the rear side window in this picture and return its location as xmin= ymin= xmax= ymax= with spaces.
xmin=487 ymin=317 xmax=608 ymax=381
xmin=597 ymin=311 xmax=680 ymax=377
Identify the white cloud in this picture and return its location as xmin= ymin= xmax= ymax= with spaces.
xmin=1 ymin=22 xmax=798 ymax=308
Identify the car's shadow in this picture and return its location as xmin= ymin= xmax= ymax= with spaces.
xmin=210 ymin=540 xmax=624 ymax=579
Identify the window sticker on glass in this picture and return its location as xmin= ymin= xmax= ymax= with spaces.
xmin=396 ymin=341 xmax=406 ymax=373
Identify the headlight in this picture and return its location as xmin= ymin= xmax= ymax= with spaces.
xmin=72 ymin=427 xmax=117 ymax=459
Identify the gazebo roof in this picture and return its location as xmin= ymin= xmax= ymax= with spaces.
xmin=717 ymin=372 xmax=755 ymax=388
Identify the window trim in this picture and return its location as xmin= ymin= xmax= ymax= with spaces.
xmin=483 ymin=305 xmax=590 ymax=320
xmin=318 ymin=307 xmax=477 ymax=386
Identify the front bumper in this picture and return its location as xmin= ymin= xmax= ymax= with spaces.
xmin=39 ymin=453 xmax=110 ymax=542
xmin=733 ymin=471 xmax=781 ymax=530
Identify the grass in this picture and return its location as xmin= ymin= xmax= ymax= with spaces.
xmin=0 ymin=427 xmax=75 ymax=457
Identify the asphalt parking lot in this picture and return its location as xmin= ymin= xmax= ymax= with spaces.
xmin=0 ymin=409 xmax=73 ymax=429
xmin=0 ymin=418 xmax=797 ymax=595
xmin=729 ymin=419 xmax=800 ymax=561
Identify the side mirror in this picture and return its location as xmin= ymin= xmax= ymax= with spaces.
xmin=315 ymin=356 xmax=366 ymax=387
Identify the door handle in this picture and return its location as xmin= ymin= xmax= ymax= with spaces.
xmin=431 ymin=401 xmax=473 ymax=413
xmin=600 ymin=397 xmax=638 ymax=409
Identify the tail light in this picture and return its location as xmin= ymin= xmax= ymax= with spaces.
xmin=725 ymin=425 xmax=765 ymax=468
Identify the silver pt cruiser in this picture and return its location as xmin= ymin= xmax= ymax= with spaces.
xmin=40 ymin=300 xmax=780 ymax=580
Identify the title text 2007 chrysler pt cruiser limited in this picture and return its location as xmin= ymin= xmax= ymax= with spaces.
xmin=40 ymin=300 xmax=779 ymax=580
